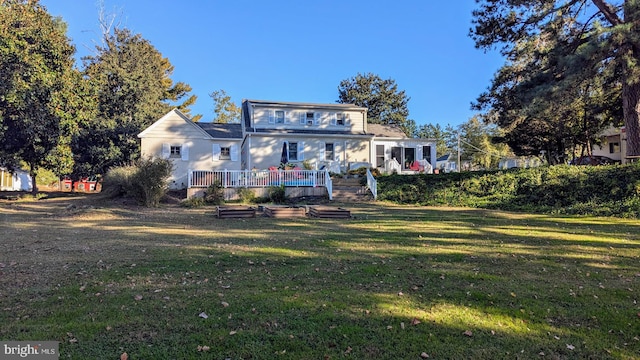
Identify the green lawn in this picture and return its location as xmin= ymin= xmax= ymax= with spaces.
xmin=1 ymin=197 xmax=639 ymax=359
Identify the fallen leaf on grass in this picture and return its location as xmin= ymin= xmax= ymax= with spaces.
xmin=463 ymin=330 xmax=473 ymax=337
xmin=199 ymin=312 xmax=208 ymax=319
xmin=120 ymin=352 xmax=128 ymax=360
xmin=221 ymin=301 xmax=229 ymax=308
xmin=344 ymin=346 xmax=352 ymax=354
xmin=420 ymin=352 xmax=430 ymax=358
xmin=134 ymin=295 xmax=143 ymax=301
xmin=566 ymin=344 xmax=575 ymax=350
xmin=411 ymin=318 xmax=421 ymax=326
xmin=197 ymin=345 xmax=210 ymax=352
xmin=229 ymin=331 xmax=237 ymax=335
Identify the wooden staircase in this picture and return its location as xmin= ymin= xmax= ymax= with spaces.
xmin=330 ymin=177 xmax=374 ymax=202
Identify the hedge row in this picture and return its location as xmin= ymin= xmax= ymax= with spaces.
xmin=376 ymin=163 xmax=640 ymax=217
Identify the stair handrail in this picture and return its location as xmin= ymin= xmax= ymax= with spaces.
xmin=366 ymin=168 xmax=377 ymax=200
xmin=324 ymin=167 xmax=333 ymax=200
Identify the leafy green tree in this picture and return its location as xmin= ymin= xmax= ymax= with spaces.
xmin=416 ymin=123 xmax=455 ymax=157
xmin=75 ymin=27 xmax=198 ymax=176
xmin=0 ymin=0 xmax=85 ymax=192
xmin=337 ymin=72 xmax=412 ymax=135
xmin=471 ymin=0 xmax=640 ymax=158
xmin=458 ymin=116 xmax=512 ymax=169
xmin=210 ymin=89 xmax=240 ymax=123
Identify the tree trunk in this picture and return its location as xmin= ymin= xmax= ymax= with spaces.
xmin=622 ymin=0 xmax=640 ymax=158
xmin=29 ymin=167 xmax=38 ymax=194
xmin=623 ymin=80 xmax=640 ymax=158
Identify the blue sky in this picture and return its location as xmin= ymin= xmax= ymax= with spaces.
xmin=40 ymin=0 xmax=504 ymax=127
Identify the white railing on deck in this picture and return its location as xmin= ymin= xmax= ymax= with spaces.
xmin=385 ymin=158 xmax=402 ymax=174
xmin=366 ymin=169 xmax=377 ymax=200
xmin=189 ymin=169 xmax=328 ymax=188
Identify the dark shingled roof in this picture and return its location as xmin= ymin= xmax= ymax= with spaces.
xmin=196 ymin=122 xmax=242 ymax=139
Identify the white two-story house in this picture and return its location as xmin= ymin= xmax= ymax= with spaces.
xmin=138 ymin=99 xmax=437 ymax=190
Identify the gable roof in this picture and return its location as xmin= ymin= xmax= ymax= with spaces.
xmin=138 ymin=109 xmax=212 ymax=139
xmin=196 ymin=122 xmax=242 ymax=139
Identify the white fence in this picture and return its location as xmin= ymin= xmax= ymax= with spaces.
xmin=189 ymin=169 xmax=330 ymax=189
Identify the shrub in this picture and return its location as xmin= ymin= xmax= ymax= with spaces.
xmin=268 ymin=184 xmax=286 ymax=204
xmin=181 ymin=197 xmax=206 ymax=208
xmin=204 ymin=182 xmax=225 ymax=205
xmin=102 ymin=157 xmax=173 ymax=207
xmin=102 ymin=165 xmax=137 ymax=198
xmin=377 ymin=163 xmax=640 ymax=217
xmin=236 ymin=187 xmax=256 ymax=203
xmin=131 ymin=157 xmax=173 ymax=207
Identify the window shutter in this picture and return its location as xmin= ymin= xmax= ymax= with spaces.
xmin=299 ymin=112 xmax=305 ymax=125
xmin=162 ymin=143 xmax=170 ymax=159
xmin=320 ymin=142 xmax=326 ymax=161
xmin=230 ymin=144 xmax=239 ymax=161
xmin=314 ymin=113 xmax=321 ymax=125
xmin=298 ymin=141 xmax=305 ymax=161
xmin=212 ymin=144 xmax=221 ymax=161
xmin=417 ymin=146 xmax=423 ymax=160
xmin=331 ymin=113 xmax=337 ymax=126
xmin=284 ymin=111 xmax=289 ymax=124
xmin=268 ymin=110 xmax=275 ymax=124
xmin=181 ymin=144 xmax=189 ymax=161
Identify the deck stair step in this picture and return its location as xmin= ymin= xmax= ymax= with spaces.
xmin=330 ymin=176 xmax=373 ymax=202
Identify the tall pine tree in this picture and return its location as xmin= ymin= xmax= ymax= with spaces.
xmin=471 ymin=0 xmax=640 ymax=159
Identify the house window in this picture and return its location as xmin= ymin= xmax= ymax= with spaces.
xmin=220 ymin=147 xmax=231 ymax=160
xmin=306 ymin=112 xmax=315 ymax=125
xmin=336 ymin=113 xmax=345 ymax=126
xmin=376 ymin=145 xmax=385 ymax=168
xmin=325 ymin=143 xmax=334 ymax=161
xmin=610 ymin=142 xmax=620 ymax=153
xmin=289 ymin=142 xmax=298 ymax=161
xmin=275 ymin=110 xmax=285 ymax=124
xmin=422 ymin=145 xmax=432 ymax=164
xmin=170 ymin=145 xmax=181 ymax=158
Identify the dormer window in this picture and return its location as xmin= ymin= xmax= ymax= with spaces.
xmin=332 ymin=113 xmax=348 ymax=126
xmin=275 ymin=110 xmax=285 ymax=124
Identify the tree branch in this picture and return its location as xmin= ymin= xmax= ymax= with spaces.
xmin=591 ymin=0 xmax=623 ymax=26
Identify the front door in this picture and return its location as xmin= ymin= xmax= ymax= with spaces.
xmin=404 ymin=148 xmax=415 ymax=169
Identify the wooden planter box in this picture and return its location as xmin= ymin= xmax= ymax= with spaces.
xmin=216 ymin=206 xmax=256 ymax=219
xmin=309 ymin=206 xmax=351 ymax=219
xmin=264 ymin=206 xmax=307 ymax=218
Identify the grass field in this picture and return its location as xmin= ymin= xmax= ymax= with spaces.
xmin=1 ymin=195 xmax=639 ymax=359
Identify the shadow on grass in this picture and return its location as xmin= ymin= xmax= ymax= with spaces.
xmin=0 ymin=200 xmax=638 ymax=359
